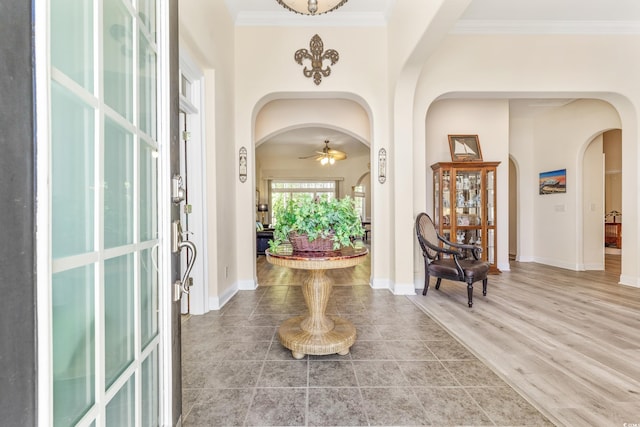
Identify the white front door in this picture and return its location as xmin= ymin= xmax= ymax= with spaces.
xmin=39 ymin=0 xmax=174 ymax=425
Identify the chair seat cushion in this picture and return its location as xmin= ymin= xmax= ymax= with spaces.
xmin=429 ymin=259 xmax=490 ymax=282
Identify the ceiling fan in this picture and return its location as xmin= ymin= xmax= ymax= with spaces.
xmin=298 ymin=140 xmax=347 ymax=165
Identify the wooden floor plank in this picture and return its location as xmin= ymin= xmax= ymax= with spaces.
xmin=409 ymin=255 xmax=640 ymax=426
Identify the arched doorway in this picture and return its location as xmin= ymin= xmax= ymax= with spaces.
xmin=252 ymin=98 xmax=373 ymax=288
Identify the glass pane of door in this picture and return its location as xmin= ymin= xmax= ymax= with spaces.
xmin=51 ymin=0 xmax=93 ymax=91
xmin=48 ymin=0 xmax=164 ymax=424
xmin=104 ymin=119 xmax=134 ymax=248
xmin=104 ymin=254 xmax=135 ymax=388
xmin=106 ymin=376 xmax=135 ymax=425
xmin=51 ymin=81 xmax=95 ymax=259
xmin=104 ymin=0 xmax=133 ymax=121
xmin=52 ymin=265 xmax=95 ymax=426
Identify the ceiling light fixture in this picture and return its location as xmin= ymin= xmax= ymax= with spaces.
xmin=276 ymin=0 xmax=349 ymax=15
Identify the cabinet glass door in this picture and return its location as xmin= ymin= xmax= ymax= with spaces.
xmin=454 ymin=169 xmax=481 ymax=243
xmin=486 ymin=169 xmax=496 ymax=265
xmin=441 ymin=170 xmax=451 ymax=240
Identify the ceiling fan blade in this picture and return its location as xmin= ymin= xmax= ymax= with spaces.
xmin=298 ymin=140 xmax=348 ymax=161
xmin=328 ymin=150 xmax=347 ymax=160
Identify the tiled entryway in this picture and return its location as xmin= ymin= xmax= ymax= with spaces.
xmin=181 ymin=285 xmax=552 ymax=426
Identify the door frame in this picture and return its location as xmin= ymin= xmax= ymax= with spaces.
xmin=179 ymin=48 xmax=209 ymax=315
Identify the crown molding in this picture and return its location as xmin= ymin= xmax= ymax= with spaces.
xmin=452 ymin=20 xmax=640 ymax=35
xmin=234 ymin=11 xmax=387 ymax=27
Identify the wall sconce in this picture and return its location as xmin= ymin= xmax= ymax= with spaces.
xmin=257 ymin=203 xmax=269 ymax=225
xmin=239 ymin=146 xmax=247 ymax=183
xmin=378 ymin=148 xmax=387 ymax=184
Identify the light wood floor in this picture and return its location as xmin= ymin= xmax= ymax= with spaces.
xmin=258 ymin=253 xmax=640 ymax=426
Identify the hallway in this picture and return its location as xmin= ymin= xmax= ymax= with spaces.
xmin=181 ymin=253 xmax=551 ymax=426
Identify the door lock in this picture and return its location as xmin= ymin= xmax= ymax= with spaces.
xmin=171 ymin=174 xmax=185 ymax=204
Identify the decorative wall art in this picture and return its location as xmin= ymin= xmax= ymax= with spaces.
xmin=378 ymin=148 xmax=387 ymax=183
xmin=239 ymin=146 xmax=247 ymax=183
xmin=539 ymin=169 xmax=566 ymax=194
xmin=294 ymin=34 xmax=339 ymax=85
xmin=448 ymin=134 xmax=483 ymax=162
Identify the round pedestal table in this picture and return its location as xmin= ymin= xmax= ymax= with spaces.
xmin=265 ymin=245 xmax=368 ymax=359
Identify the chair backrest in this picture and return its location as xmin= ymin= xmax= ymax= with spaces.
xmin=415 ymin=212 xmax=439 ymax=260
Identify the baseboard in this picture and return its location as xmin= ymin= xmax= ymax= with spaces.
xmin=393 ymin=282 xmax=417 ymax=295
xmin=533 ymin=256 xmax=582 ymax=271
xmin=208 ymin=285 xmax=238 ymax=310
xmin=371 ymin=277 xmax=391 ymax=290
xmin=583 ymin=262 xmax=604 ymax=271
xmin=619 ymin=275 xmax=640 ymax=288
xmin=238 ymin=279 xmax=257 ymax=290
xmin=497 ymin=261 xmax=511 ymax=272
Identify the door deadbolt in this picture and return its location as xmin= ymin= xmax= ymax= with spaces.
xmin=172 ymin=174 xmax=185 ymax=204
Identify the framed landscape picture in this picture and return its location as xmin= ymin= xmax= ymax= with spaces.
xmin=539 ymin=169 xmax=567 ymax=194
xmin=448 ymin=134 xmax=483 ymax=161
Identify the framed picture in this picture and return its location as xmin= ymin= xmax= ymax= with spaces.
xmin=539 ymin=169 xmax=567 ymax=195
xmin=448 ymin=134 xmax=483 ymax=161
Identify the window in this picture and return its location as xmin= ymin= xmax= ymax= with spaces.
xmin=269 ymin=180 xmax=338 ymax=226
xmin=353 ymin=184 xmax=365 ymax=220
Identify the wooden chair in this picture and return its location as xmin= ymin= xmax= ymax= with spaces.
xmin=415 ymin=212 xmax=490 ymax=307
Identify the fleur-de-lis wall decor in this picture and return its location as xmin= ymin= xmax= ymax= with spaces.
xmin=294 ymin=34 xmax=339 ymax=85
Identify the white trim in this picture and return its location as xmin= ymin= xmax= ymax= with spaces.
xmin=393 ymin=283 xmax=417 ymax=295
xmin=157 ymin=0 xmax=173 ymax=424
xmin=233 ymin=11 xmax=388 ymax=27
xmin=532 ymin=256 xmax=584 ymax=271
xmin=208 ymin=286 xmax=239 ymax=311
xmin=583 ymin=262 xmax=605 ymax=271
xmin=453 ymin=20 xmax=640 ymax=35
xmin=371 ymin=277 xmax=391 ymax=290
xmin=35 ymin=0 xmax=52 ymax=424
xmin=238 ymin=279 xmax=258 ymax=290
xmin=619 ymin=275 xmax=640 ymax=288
xmin=178 ymin=47 xmax=210 ymax=316
xmin=497 ymin=261 xmax=511 ymax=272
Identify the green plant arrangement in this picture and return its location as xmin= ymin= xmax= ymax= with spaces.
xmin=269 ymin=195 xmax=365 ymax=251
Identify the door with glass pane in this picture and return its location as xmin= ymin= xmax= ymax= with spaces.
xmin=49 ymin=0 xmax=168 ymax=425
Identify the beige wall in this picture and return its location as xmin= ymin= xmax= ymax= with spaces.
xmin=414 ymin=33 xmax=640 ymax=284
xmin=424 ymin=99 xmax=510 ymax=276
xmin=234 ymin=25 xmax=393 ymax=291
xmin=179 ymin=0 xmax=238 ymax=306
xmin=180 ymin=4 xmax=640 ymax=310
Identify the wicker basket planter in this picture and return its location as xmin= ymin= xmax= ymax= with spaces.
xmin=289 ymin=231 xmax=335 ymax=252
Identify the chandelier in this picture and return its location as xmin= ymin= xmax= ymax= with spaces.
xmin=276 ymin=0 xmax=349 ymax=15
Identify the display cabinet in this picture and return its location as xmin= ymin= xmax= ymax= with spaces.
xmin=432 ymin=161 xmax=501 ymax=273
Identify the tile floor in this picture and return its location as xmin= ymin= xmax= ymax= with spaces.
xmin=181 ymin=285 xmax=552 ymax=426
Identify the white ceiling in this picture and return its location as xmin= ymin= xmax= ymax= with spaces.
xmin=239 ymin=0 xmax=640 ymax=160
xmin=255 ymin=127 xmax=369 ymax=161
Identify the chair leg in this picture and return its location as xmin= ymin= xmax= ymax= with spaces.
xmin=422 ymin=258 xmax=429 ymax=295
xmin=435 ymin=278 xmax=442 ymax=290
xmin=422 ymin=273 xmax=430 ymax=295
xmin=467 ymin=282 xmax=474 ymax=307
xmin=482 ymin=278 xmax=488 ymax=296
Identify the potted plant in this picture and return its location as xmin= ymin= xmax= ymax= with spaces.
xmin=269 ymin=195 xmax=365 ymax=251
